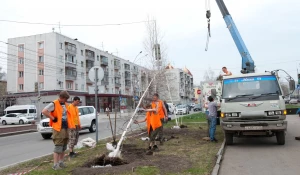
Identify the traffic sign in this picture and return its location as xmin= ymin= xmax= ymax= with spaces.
xmin=88 ymin=66 xmax=104 ymax=86
xmin=197 ymin=89 xmax=201 ymax=94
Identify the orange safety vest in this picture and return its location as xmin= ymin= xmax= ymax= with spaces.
xmin=152 ymin=100 xmax=165 ymax=119
xmin=146 ymin=111 xmax=162 ymax=134
xmin=67 ymin=104 xmax=81 ymax=129
xmin=49 ymin=100 xmax=70 ymax=132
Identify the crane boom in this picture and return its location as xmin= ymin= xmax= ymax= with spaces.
xmin=216 ymin=0 xmax=255 ymax=73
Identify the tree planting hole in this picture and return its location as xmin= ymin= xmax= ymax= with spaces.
xmin=84 ymin=154 xmax=128 ymax=167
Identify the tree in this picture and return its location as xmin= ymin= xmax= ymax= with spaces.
xmin=0 ymin=66 xmax=6 ymax=80
xmin=203 ymin=67 xmax=217 ymax=82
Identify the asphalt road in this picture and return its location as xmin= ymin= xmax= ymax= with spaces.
xmin=0 ymin=115 xmax=145 ymax=169
xmin=219 ymin=115 xmax=300 ymax=175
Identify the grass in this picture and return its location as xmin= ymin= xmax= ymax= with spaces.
xmin=286 ymin=104 xmax=300 ymax=109
xmin=0 ymin=114 xmax=222 ymax=175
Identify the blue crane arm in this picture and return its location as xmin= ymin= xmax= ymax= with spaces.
xmin=216 ymin=0 xmax=255 ymax=73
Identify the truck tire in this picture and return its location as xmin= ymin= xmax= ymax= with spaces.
xmin=225 ymin=133 xmax=233 ymax=145
xmin=41 ymin=133 xmax=52 ymax=139
xmin=276 ymin=131 xmax=285 ymax=145
xmin=89 ymin=120 xmax=96 ymax=133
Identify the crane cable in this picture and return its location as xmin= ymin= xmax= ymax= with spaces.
xmin=205 ymin=0 xmax=211 ymax=51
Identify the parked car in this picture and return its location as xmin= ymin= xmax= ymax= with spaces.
xmin=167 ymin=103 xmax=176 ymax=114
xmin=193 ymin=104 xmax=202 ymax=112
xmin=289 ymin=99 xmax=298 ymax=104
xmin=190 ymin=103 xmax=195 ymax=108
xmin=176 ymin=104 xmax=189 ymax=115
xmin=37 ymin=106 xmax=97 ymax=139
xmin=0 ymin=113 xmax=32 ymax=125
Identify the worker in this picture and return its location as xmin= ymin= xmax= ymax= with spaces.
xmin=222 ymin=67 xmax=232 ymax=76
xmin=68 ymin=96 xmax=81 ymax=158
xmin=206 ymin=96 xmax=220 ymax=142
xmin=151 ymin=93 xmax=168 ymax=144
xmin=42 ymin=91 xmax=70 ymax=170
xmin=134 ymin=103 xmax=161 ymax=154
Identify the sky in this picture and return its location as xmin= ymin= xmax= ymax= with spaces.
xmin=0 ymin=0 xmax=299 ymax=85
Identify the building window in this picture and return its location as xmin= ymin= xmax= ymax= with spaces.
xmin=80 ymin=61 xmax=84 ymax=67
xmin=38 ymin=42 xmax=44 ymax=49
xmin=19 ymin=58 xmax=24 ymax=64
xmin=19 ymin=84 xmax=24 ymax=90
xmin=19 ymin=71 xmax=24 ymax=78
xmin=39 ymin=82 xmax=44 ymax=89
xmin=81 ymin=50 xmax=83 ymax=56
xmin=81 ymin=72 xmax=84 ymax=78
xmin=97 ymin=55 xmax=99 ymax=61
xmin=60 ymin=69 xmax=63 ymax=74
xmin=18 ymin=45 xmax=24 ymax=52
xmin=65 ymin=54 xmax=75 ymax=63
xmin=59 ymin=55 xmax=63 ymax=62
xmin=81 ymin=84 xmax=84 ymax=91
xmin=59 ymin=42 xmax=63 ymax=49
xmin=59 ymin=82 xmax=64 ymax=89
xmin=38 ymin=56 xmax=44 ymax=63
xmin=75 ymin=83 xmax=78 ymax=90
xmin=39 ymin=69 xmax=44 ymax=75
xmin=67 ymin=82 xmax=73 ymax=90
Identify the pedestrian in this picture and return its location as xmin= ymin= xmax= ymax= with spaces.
xmin=105 ymin=106 xmax=110 ymax=116
xmin=42 ymin=91 xmax=70 ymax=170
xmin=164 ymin=101 xmax=171 ymax=121
xmin=134 ymin=103 xmax=162 ymax=154
xmin=151 ymin=93 xmax=168 ymax=144
xmin=222 ymin=66 xmax=232 ymax=76
xmin=68 ymin=96 xmax=81 ymax=158
xmin=206 ymin=96 xmax=220 ymax=142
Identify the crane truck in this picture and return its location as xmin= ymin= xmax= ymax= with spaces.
xmin=210 ymin=0 xmax=289 ymax=145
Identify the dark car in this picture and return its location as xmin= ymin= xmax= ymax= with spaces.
xmin=193 ymin=104 xmax=202 ymax=112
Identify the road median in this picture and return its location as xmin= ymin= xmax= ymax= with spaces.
xmin=0 ymin=124 xmax=37 ymax=137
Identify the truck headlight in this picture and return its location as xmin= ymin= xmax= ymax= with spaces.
xmin=268 ymin=111 xmax=275 ymax=116
xmin=275 ymin=111 xmax=282 ymax=115
xmin=231 ymin=113 xmax=238 ymax=117
xmin=225 ymin=113 xmax=232 ymax=117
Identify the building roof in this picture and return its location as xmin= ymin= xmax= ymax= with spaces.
xmin=165 ymin=63 xmax=174 ymax=69
xmin=183 ymin=67 xmax=193 ymax=76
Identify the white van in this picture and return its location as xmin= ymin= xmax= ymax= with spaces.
xmin=4 ymin=105 xmax=37 ymax=122
xmin=37 ymin=106 xmax=97 ymax=139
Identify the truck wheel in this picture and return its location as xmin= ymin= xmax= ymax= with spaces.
xmin=89 ymin=120 xmax=96 ymax=133
xmin=41 ymin=134 xmax=52 ymax=139
xmin=225 ymin=133 xmax=233 ymax=145
xmin=276 ymin=131 xmax=285 ymax=145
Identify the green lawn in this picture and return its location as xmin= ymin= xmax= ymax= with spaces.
xmin=286 ymin=104 xmax=300 ymax=109
xmin=169 ymin=112 xmax=207 ymax=124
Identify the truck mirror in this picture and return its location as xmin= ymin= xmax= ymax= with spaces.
xmin=289 ymin=80 xmax=295 ymax=91
xmin=211 ymin=89 xmax=217 ymax=97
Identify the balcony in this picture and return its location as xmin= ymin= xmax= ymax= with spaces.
xmin=124 ymin=64 xmax=130 ymax=72
xmin=115 ymin=82 xmax=121 ymax=87
xmin=114 ymin=60 xmax=121 ymax=69
xmin=65 ymin=43 xmax=77 ymax=55
xmin=115 ymin=73 xmax=121 ymax=78
xmin=65 ymin=62 xmax=76 ymax=68
xmin=100 ymin=56 xmax=108 ymax=66
xmin=101 ymin=79 xmax=109 ymax=85
xmin=85 ymin=50 xmax=95 ymax=61
xmin=86 ymin=75 xmax=93 ymax=84
xmin=125 ymin=81 xmax=131 ymax=89
xmin=66 ymin=74 xmax=76 ymax=81
xmin=132 ymin=68 xmax=139 ymax=75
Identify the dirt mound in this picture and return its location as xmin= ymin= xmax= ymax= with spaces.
xmin=83 ymin=154 xmax=128 ymax=167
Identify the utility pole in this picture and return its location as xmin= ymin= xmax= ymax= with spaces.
xmin=94 ymin=68 xmax=99 ymax=143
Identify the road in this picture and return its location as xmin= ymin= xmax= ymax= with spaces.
xmin=219 ymin=115 xmax=300 ymax=175
xmin=0 ymin=115 xmax=145 ymax=169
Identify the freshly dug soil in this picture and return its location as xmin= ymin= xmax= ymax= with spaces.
xmin=72 ymin=128 xmax=204 ymax=175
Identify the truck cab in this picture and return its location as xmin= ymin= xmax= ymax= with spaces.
xmin=219 ymin=72 xmax=287 ymax=145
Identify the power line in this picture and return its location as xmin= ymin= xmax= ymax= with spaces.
xmin=0 ymin=19 xmax=154 ymax=27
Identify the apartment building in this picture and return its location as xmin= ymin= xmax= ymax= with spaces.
xmin=6 ymin=32 xmax=149 ymax=112
xmin=161 ymin=64 xmax=194 ymax=104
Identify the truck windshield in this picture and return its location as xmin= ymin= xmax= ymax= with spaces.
xmin=222 ymin=75 xmax=281 ymax=101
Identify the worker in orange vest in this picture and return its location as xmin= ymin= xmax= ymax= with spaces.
xmin=151 ymin=93 xmax=168 ymax=144
xmin=134 ymin=103 xmax=162 ymax=154
xmin=67 ymin=96 xmax=81 ymax=158
xmin=42 ymin=91 xmax=70 ymax=170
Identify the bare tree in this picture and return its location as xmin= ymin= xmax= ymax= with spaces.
xmin=0 ymin=66 xmax=6 ymax=80
xmin=203 ymin=67 xmax=216 ymax=81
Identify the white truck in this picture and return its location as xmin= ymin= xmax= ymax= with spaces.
xmin=212 ymin=72 xmax=288 ymax=145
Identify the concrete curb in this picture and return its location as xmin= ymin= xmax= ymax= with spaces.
xmin=211 ymin=139 xmax=226 ymax=175
xmin=0 ymin=130 xmax=37 ymax=137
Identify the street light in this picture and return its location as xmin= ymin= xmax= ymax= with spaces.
xmin=133 ymin=51 xmax=142 ymax=63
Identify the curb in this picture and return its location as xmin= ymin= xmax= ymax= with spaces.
xmin=0 ymin=130 xmax=37 ymax=137
xmin=211 ymin=139 xmax=226 ymax=175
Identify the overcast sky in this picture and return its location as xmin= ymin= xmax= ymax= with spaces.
xmin=0 ymin=0 xmax=299 ymax=85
